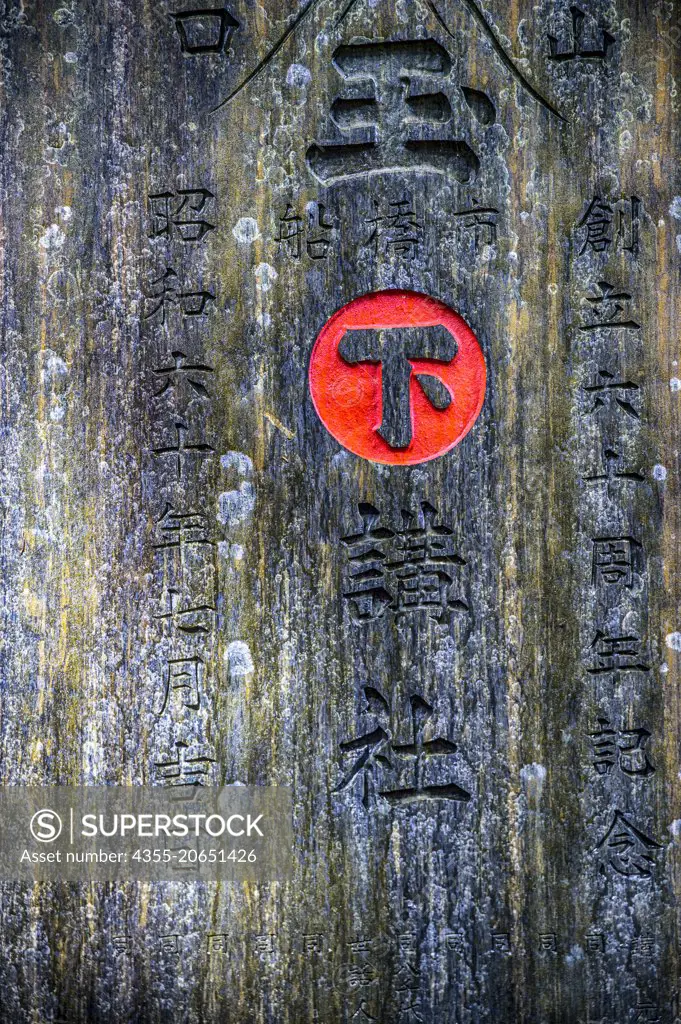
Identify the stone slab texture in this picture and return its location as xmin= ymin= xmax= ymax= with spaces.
xmin=0 ymin=0 xmax=680 ymax=1021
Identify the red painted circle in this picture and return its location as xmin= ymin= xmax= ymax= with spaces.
xmin=309 ymin=289 xmax=486 ymax=465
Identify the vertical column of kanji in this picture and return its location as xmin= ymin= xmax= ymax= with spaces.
xmin=303 ymin=7 xmax=496 ymax=1020
xmin=280 ymin=1 xmax=565 ymax=1022
xmin=144 ymin=195 xmax=220 ymax=789
xmin=548 ymin=0 xmax=676 ymax=1019
xmin=129 ymin=5 xmax=244 ymax=1020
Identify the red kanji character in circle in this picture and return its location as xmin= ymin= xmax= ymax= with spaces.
xmin=309 ymin=289 xmax=486 ymax=465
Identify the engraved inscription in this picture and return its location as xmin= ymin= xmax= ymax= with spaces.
xmin=307 ymin=40 xmax=494 ymax=184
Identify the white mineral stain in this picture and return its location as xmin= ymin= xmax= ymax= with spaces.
xmin=661 ymin=663 xmax=669 ymax=674
xmin=226 ymin=641 xmax=254 ymax=676
xmin=653 ymin=464 xmax=667 ymax=480
xmin=43 ymin=353 xmax=68 ymax=379
xmin=55 ymin=205 xmax=72 ymax=222
xmin=39 ymin=224 xmax=65 ymax=251
xmin=219 ymin=483 xmax=255 ymax=528
xmin=64 ymin=52 xmax=78 ymax=64
xmin=670 ymin=197 xmax=681 ymax=219
xmin=220 ymin=451 xmax=253 ymax=476
xmin=520 ymin=763 xmax=546 ymax=784
xmin=254 ymin=262 xmax=277 ymax=292
xmin=286 ymin=63 xmax=311 ymax=87
xmin=670 ymin=377 xmax=681 ymax=391
xmin=565 ymin=944 xmax=585 ymax=965
xmin=232 ymin=217 xmax=261 ymax=244
xmin=218 ymin=540 xmax=246 ymax=562
xmin=520 ymin=763 xmax=547 ymax=806
xmin=218 ymin=452 xmax=255 ymax=530
xmin=666 ymin=632 xmax=681 ymax=651
xmin=676 ymin=234 xmax=681 ymax=254
xmin=670 ymin=820 xmax=681 ymax=837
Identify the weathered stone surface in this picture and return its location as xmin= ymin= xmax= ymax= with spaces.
xmin=0 ymin=0 xmax=680 ymax=1021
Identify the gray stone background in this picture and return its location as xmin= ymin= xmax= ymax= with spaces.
xmin=0 ymin=0 xmax=680 ymax=1021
